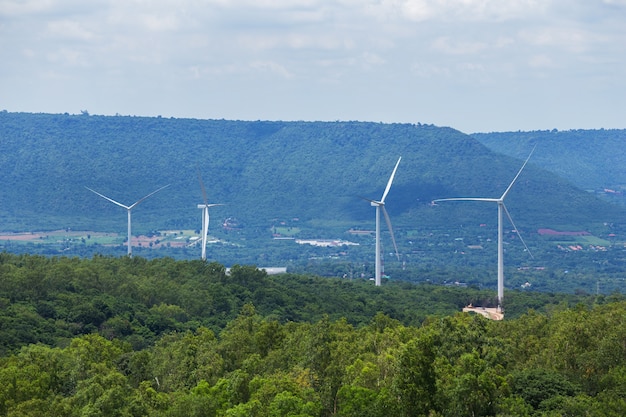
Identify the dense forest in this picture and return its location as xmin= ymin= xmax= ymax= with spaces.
xmin=0 ymin=253 xmax=625 ymax=416
xmin=1 ymin=111 xmax=622 ymax=235
xmin=0 ymin=253 xmax=588 ymax=354
xmin=473 ymin=129 xmax=626 ymax=203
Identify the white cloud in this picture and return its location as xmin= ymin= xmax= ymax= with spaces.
xmin=362 ymin=52 xmax=385 ymax=66
xmin=528 ymin=54 xmax=554 ymax=69
xmin=367 ymin=0 xmax=547 ymax=22
xmin=519 ymin=26 xmax=604 ymax=54
xmin=431 ymin=37 xmax=488 ymax=55
xmin=46 ymin=47 xmax=90 ymax=67
xmin=410 ymin=62 xmax=451 ymax=78
xmin=47 ymin=19 xmax=95 ymax=40
xmin=1 ymin=0 xmax=626 ymax=131
xmin=138 ymin=14 xmax=180 ymax=32
xmin=0 ymin=0 xmax=55 ymax=16
xmin=250 ymin=60 xmax=293 ymax=78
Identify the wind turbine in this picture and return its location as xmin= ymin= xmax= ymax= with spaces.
xmin=85 ymin=184 xmax=170 ymax=257
xmin=433 ymin=148 xmax=535 ymax=312
xmin=362 ymin=157 xmax=401 ymax=286
xmin=197 ymin=171 xmax=222 ymax=261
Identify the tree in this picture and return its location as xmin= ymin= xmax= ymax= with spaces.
xmin=509 ymin=368 xmax=579 ymax=410
xmin=393 ymin=332 xmax=437 ymax=416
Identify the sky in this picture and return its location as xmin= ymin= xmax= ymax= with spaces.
xmin=1 ymin=0 xmax=626 ymax=133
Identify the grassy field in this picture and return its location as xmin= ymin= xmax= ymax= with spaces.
xmin=272 ymin=226 xmax=301 ymax=237
xmin=0 ymin=229 xmax=205 ymax=249
xmin=545 ymin=235 xmax=612 ymax=248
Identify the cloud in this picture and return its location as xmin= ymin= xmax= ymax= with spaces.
xmin=250 ymin=60 xmax=293 ymax=78
xmin=410 ymin=62 xmax=451 ymax=78
xmin=520 ymin=26 xmax=606 ymax=54
xmin=1 ymin=0 xmax=626 ymax=132
xmin=528 ymin=54 xmax=554 ymax=69
xmin=431 ymin=37 xmax=488 ymax=55
xmin=367 ymin=0 xmax=547 ymax=22
xmin=47 ymin=19 xmax=95 ymax=41
xmin=0 ymin=0 xmax=55 ymax=16
xmin=46 ymin=47 xmax=90 ymax=68
xmin=602 ymin=0 xmax=626 ymax=5
xmin=137 ymin=14 xmax=180 ymax=32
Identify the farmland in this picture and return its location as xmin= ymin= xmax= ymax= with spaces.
xmin=0 ymin=229 xmax=209 ymax=251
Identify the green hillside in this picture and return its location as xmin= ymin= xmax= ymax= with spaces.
xmin=472 ymin=129 xmax=626 ymax=202
xmin=0 ymin=112 xmax=621 ymax=234
xmin=2 ymin=112 xmax=626 ymax=290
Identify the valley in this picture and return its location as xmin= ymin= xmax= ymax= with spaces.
xmin=1 ymin=111 xmax=625 ymax=297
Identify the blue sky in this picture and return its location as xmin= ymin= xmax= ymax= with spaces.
xmin=2 ymin=0 xmax=626 ymax=133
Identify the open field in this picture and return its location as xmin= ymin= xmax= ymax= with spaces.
xmin=0 ymin=229 xmax=209 ymax=249
xmin=272 ymin=226 xmax=301 ymax=237
xmin=0 ymin=231 xmax=117 ymax=244
xmin=542 ymin=235 xmax=612 ymax=248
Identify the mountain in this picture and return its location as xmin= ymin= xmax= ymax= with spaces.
xmin=1 ymin=112 xmax=621 ymax=235
xmin=472 ymin=129 xmax=626 ymax=204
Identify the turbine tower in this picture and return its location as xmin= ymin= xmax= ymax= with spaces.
xmin=197 ymin=171 xmax=222 ymax=261
xmin=85 ymin=184 xmax=170 ymax=257
xmin=363 ymin=157 xmax=401 ymax=286
xmin=433 ymin=148 xmax=535 ymax=312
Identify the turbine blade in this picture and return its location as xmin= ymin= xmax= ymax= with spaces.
xmin=433 ymin=197 xmax=500 ymax=203
xmin=501 ymin=145 xmax=536 ymax=200
xmin=502 ymin=203 xmax=534 ymax=259
xmin=197 ymin=170 xmax=209 ymax=205
xmin=382 ymin=206 xmax=400 ymax=260
xmin=129 ymin=184 xmax=170 ymax=209
xmin=85 ymin=186 xmax=130 ymax=209
xmin=381 ymin=157 xmax=401 ymax=203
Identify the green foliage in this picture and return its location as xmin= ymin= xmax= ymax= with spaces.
xmin=3 ymin=113 xmax=626 ymax=300
xmin=393 ymin=333 xmax=437 ymax=416
xmin=473 ymin=129 xmax=626 ymax=194
xmin=0 ymin=299 xmax=624 ymax=415
xmin=1 ymin=253 xmax=566 ymax=353
xmin=0 ymin=253 xmax=625 ymax=415
xmin=509 ymin=368 xmax=580 ymax=409
xmin=0 ymin=112 xmax=624 ymax=267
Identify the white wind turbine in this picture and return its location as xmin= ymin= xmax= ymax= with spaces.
xmin=362 ymin=157 xmax=401 ymax=286
xmin=85 ymin=184 xmax=170 ymax=257
xmin=197 ymin=171 xmax=222 ymax=261
xmin=433 ymin=148 xmax=535 ymax=312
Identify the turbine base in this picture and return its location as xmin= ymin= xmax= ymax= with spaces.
xmin=462 ymin=305 xmax=504 ymax=321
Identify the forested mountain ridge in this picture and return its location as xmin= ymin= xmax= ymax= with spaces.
xmin=473 ymin=129 xmax=626 ymax=199
xmin=0 ymin=111 xmax=621 ymax=237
